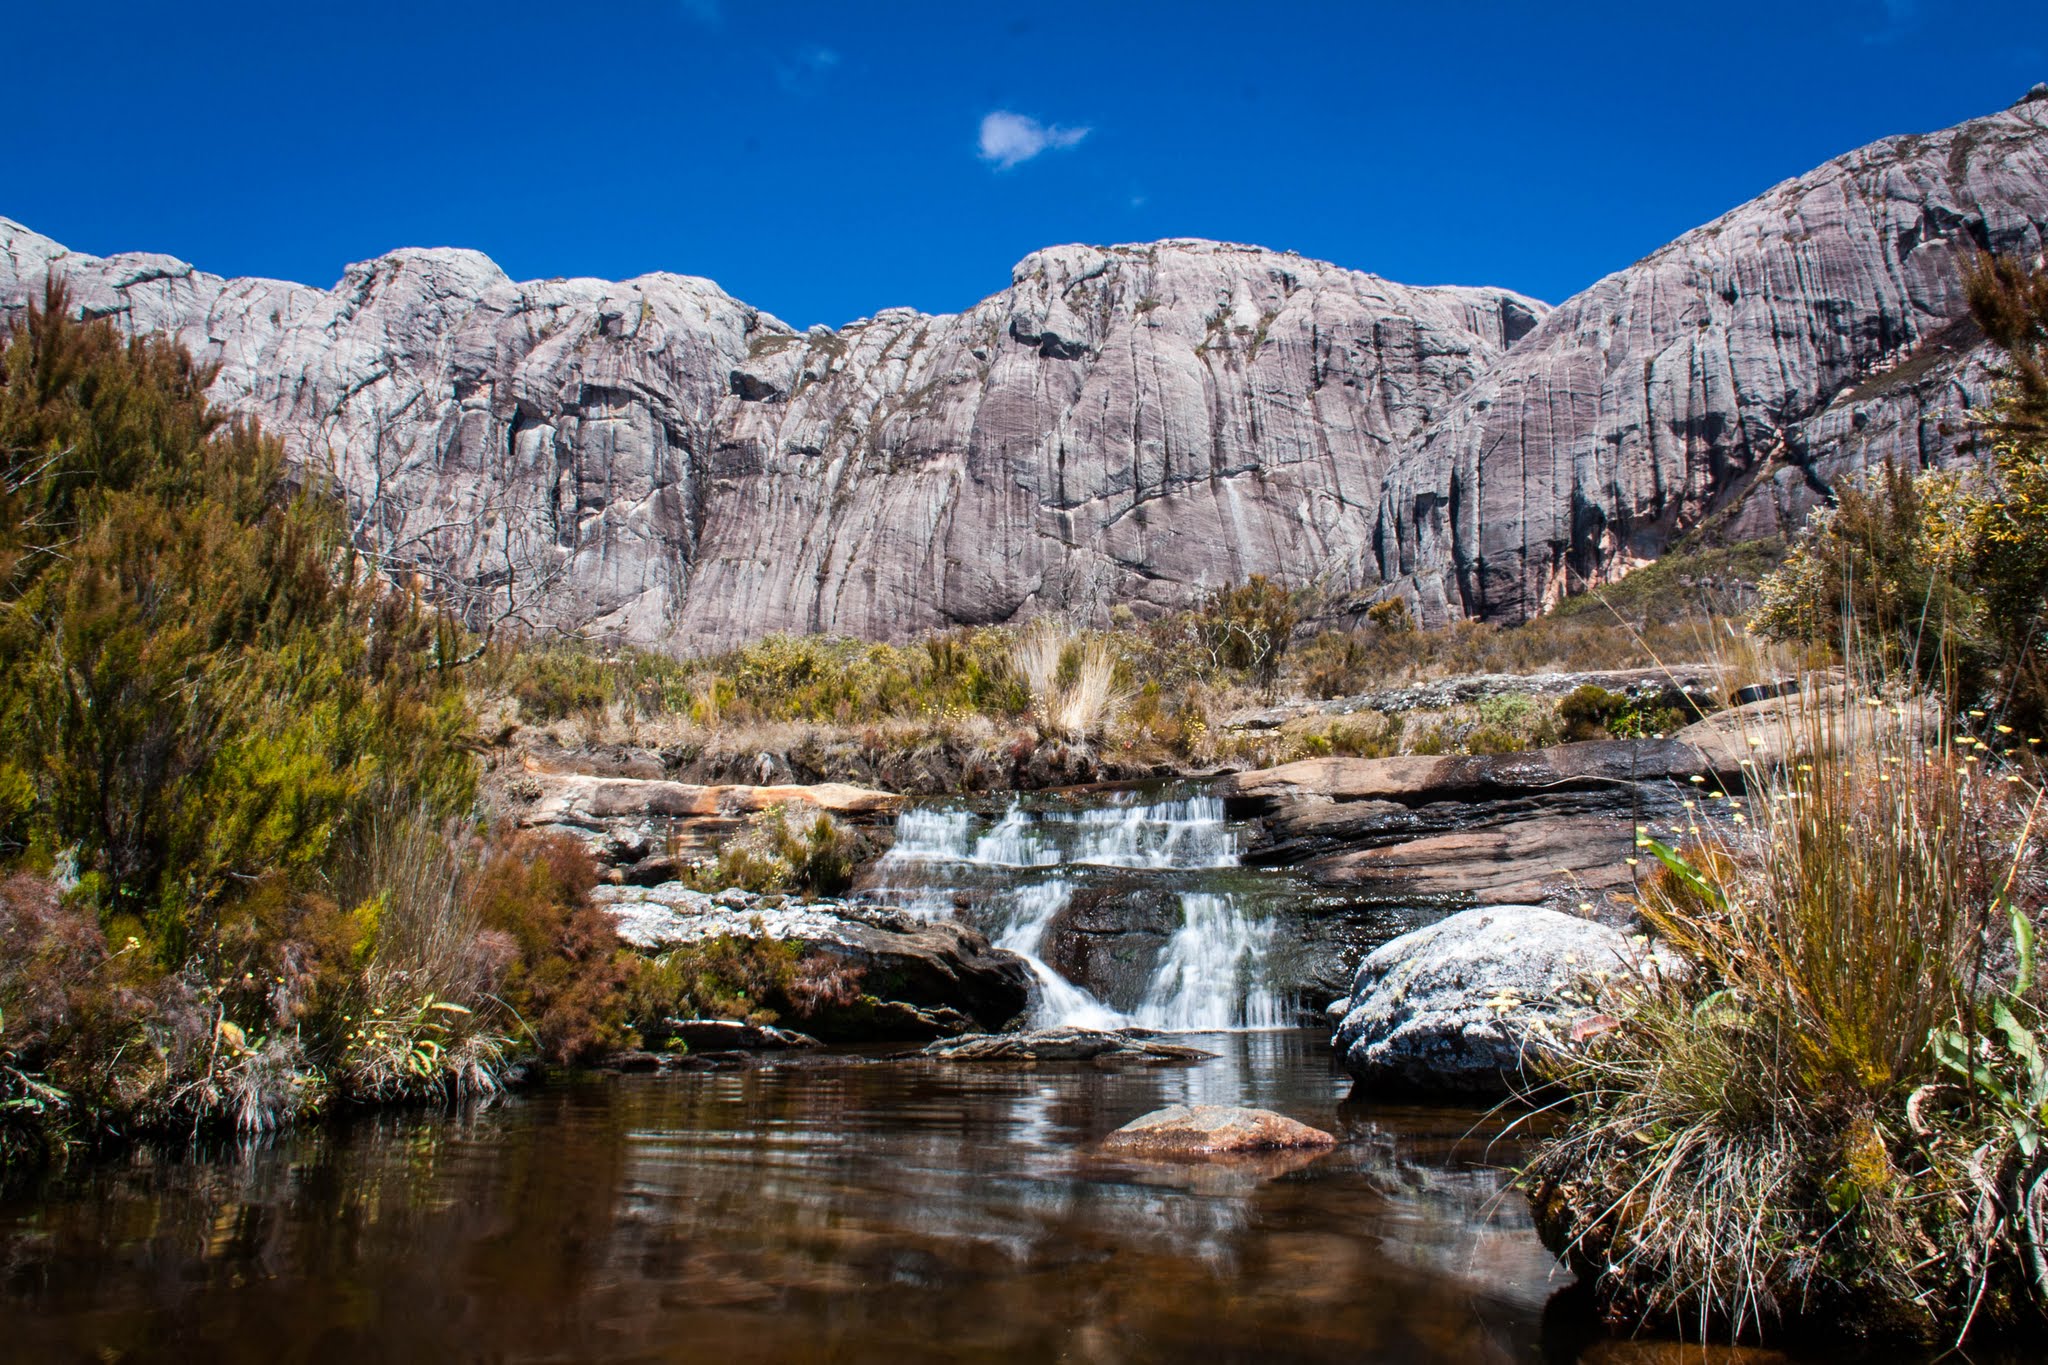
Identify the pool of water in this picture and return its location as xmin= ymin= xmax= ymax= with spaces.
xmin=0 ymin=1031 xmax=1578 ymax=1364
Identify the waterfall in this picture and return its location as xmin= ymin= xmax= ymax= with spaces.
xmin=1131 ymin=893 xmax=1285 ymax=1031
xmin=869 ymin=793 xmax=1288 ymax=1031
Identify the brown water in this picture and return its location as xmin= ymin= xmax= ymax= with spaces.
xmin=0 ymin=1030 xmax=1592 ymax=1364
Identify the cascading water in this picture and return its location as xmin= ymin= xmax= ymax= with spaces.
xmin=869 ymin=791 xmax=1289 ymax=1030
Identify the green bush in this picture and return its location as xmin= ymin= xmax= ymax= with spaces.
xmin=691 ymin=806 xmax=870 ymax=897
xmin=1193 ymin=575 xmax=1304 ymax=685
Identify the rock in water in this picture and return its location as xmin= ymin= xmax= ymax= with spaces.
xmin=593 ymin=885 xmax=1031 ymax=1040
xmin=664 ymin=1019 xmax=820 ymax=1051
xmin=1333 ymin=905 xmax=1644 ymax=1096
xmin=1100 ymin=1104 xmax=1337 ymax=1155
xmin=919 ymin=1027 xmax=1215 ymax=1064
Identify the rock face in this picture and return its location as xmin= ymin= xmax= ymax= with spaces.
xmin=593 ymin=884 xmax=1031 ymax=1039
xmin=1099 ymin=1104 xmax=1337 ymax=1155
xmin=1332 ymin=906 xmax=1641 ymax=1095
xmin=0 ymin=225 xmax=1532 ymax=647
xmin=1221 ymin=739 xmax=1732 ymax=906
xmin=3 ymin=98 xmax=2041 ymax=642
xmin=1376 ymin=97 xmax=2048 ymax=624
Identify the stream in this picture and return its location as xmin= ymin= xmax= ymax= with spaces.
xmin=865 ymin=788 xmax=1318 ymax=1029
xmin=0 ymin=788 xmax=1978 ymax=1362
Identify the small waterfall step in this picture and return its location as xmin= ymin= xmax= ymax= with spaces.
xmin=869 ymin=790 xmax=1289 ymax=1031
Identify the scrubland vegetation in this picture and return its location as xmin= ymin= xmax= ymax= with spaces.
xmin=1525 ymin=254 xmax=2048 ymax=1346
xmin=7 ymin=242 xmax=2048 ymax=1356
xmin=475 ymin=539 xmax=1778 ymax=784
xmin=0 ymin=289 xmax=649 ymax=1162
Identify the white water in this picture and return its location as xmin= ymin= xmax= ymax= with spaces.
xmin=871 ymin=794 xmax=1286 ymax=1030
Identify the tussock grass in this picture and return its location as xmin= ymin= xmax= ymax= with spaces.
xmin=1525 ymin=666 xmax=2047 ymax=1343
xmin=1013 ymin=625 xmax=1126 ymax=741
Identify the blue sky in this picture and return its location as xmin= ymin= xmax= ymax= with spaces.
xmin=4 ymin=1 xmax=2041 ymax=327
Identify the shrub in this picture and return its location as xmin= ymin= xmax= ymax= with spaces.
xmin=1556 ymin=685 xmax=1627 ymax=741
xmin=472 ymin=832 xmax=632 ymax=1065
xmin=620 ymin=931 xmax=870 ymax=1042
xmin=1366 ymin=597 xmax=1415 ymax=634
xmin=691 ymin=806 xmax=872 ymax=898
xmin=1194 ymin=575 xmax=1304 ymax=685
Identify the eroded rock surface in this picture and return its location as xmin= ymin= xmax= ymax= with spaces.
xmin=1099 ymin=1104 xmax=1337 ymax=1154
xmin=1332 ymin=906 xmax=1644 ymax=1095
xmin=0 ymin=225 xmax=1532 ymax=647
xmin=593 ymin=884 xmax=1031 ymax=1038
xmin=1377 ymin=97 xmax=2048 ymax=624
xmin=1221 ymin=740 xmax=1730 ymax=906
xmin=4 ymin=98 xmax=2039 ymax=642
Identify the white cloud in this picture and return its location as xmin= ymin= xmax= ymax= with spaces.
xmin=776 ymin=45 xmax=841 ymax=91
xmin=977 ymin=111 xmax=1089 ymax=170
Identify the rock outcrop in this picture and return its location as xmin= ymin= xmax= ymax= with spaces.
xmin=0 ymin=224 xmax=1532 ymax=647
xmin=1376 ymin=97 xmax=2048 ymax=624
xmin=1332 ymin=905 xmax=1646 ymax=1095
xmin=593 ymin=884 xmax=1031 ymax=1038
xmin=1220 ymin=739 xmax=1733 ymax=907
xmin=3 ymin=97 xmax=2042 ymax=642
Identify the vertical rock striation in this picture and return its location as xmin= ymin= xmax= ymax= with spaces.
xmin=3 ymin=93 xmax=2044 ymax=644
xmin=1374 ymin=96 xmax=2048 ymax=623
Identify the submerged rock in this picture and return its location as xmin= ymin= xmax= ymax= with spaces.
xmin=917 ymin=1026 xmax=1216 ymax=1064
xmin=1100 ymin=1104 xmax=1337 ymax=1155
xmin=593 ymin=884 xmax=1032 ymax=1040
xmin=1333 ymin=905 xmax=1650 ymax=1096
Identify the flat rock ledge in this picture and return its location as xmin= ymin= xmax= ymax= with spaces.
xmin=1333 ymin=905 xmax=1656 ymax=1097
xmin=664 ymin=1019 xmax=820 ymax=1051
xmin=916 ymin=1027 xmax=1217 ymax=1064
xmin=1100 ymin=1104 xmax=1337 ymax=1155
xmin=593 ymin=883 xmax=1032 ymax=1041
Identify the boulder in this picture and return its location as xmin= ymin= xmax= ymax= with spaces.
xmin=1332 ymin=905 xmax=1652 ymax=1096
xmin=1039 ymin=882 xmax=1181 ymax=1012
xmin=1099 ymin=1104 xmax=1336 ymax=1155
xmin=918 ymin=1026 xmax=1215 ymax=1064
xmin=593 ymin=884 xmax=1031 ymax=1040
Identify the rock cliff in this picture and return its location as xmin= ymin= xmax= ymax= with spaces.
xmin=0 ymin=223 xmax=1533 ymax=646
xmin=1377 ymin=93 xmax=2048 ymax=622
xmin=3 ymin=94 xmax=2044 ymax=644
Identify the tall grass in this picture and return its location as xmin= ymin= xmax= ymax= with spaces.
xmin=1525 ymin=666 xmax=2046 ymax=1342
xmin=1012 ymin=625 xmax=1126 ymax=741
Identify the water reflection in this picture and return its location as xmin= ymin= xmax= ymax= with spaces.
xmin=0 ymin=1031 xmax=1577 ymax=1364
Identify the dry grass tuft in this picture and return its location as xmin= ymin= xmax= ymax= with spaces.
xmin=1525 ymin=663 xmax=2047 ymax=1343
xmin=1013 ymin=625 xmax=1127 ymax=741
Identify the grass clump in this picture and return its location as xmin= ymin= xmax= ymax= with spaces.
xmin=1012 ymin=624 xmax=1126 ymax=741
xmin=690 ymin=806 xmax=871 ymax=898
xmin=1525 ymin=678 xmax=2046 ymax=1344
